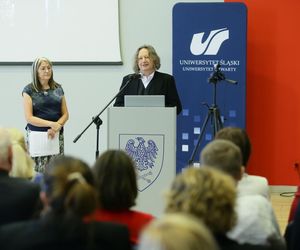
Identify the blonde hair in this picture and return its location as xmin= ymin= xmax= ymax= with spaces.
xmin=0 ymin=128 xmax=11 ymax=165
xmin=165 ymin=167 xmax=237 ymax=234
xmin=7 ymin=128 xmax=35 ymax=179
xmin=139 ymin=213 xmax=218 ymax=250
xmin=133 ymin=45 xmax=161 ymax=73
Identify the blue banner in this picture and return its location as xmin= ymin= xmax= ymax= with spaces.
xmin=173 ymin=2 xmax=247 ymax=172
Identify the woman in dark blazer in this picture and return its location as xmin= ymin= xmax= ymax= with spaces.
xmin=114 ymin=45 xmax=182 ymax=115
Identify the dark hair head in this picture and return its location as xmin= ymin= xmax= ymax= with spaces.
xmin=215 ymin=127 xmax=251 ymax=167
xmin=93 ymin=150 xmax=138 ymax=210
xmin=44 ymin=155 xmax=96 ymax=218
xmin=133 ymin=45 xmax=161 ymax=73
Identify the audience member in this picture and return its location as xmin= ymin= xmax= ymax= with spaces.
xmin=89 ymin=149 xmax=154 ymax=245
xmin=200 ymin=139 xmax=285 ymax=249
xmin=138 ymin=213 xmax=218 ymax=250
xmin=215 ymin=127 xmax=270 ymax=199
xmin=0 ymin=155 xmax=131 ymax=250
xmin=7 ymin=128 xmax=35 ymax=179
xmin=0 ymin=127 xmax=40 ymax=226
xmin=286 ymin=163 xmax=300 ymax=223
xmin=165 ymin=166 xmax=269 ymax=250
xmin=285 ymin=201 xmax=300 ymax=250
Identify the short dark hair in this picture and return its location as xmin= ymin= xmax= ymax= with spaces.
xmin=93 ymin=150 xmax=138 ymax=210
xmin=215 ymin=127 xmax=251 ymax=167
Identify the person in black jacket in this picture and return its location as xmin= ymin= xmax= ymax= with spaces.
xmin=114 ymin=45 xmax=182 ymax=115
xmin=0 ymin=127 xmax=40 ymax=226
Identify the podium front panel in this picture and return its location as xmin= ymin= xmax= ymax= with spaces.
xmin=108 ymin=107 xmax=176 ymax=217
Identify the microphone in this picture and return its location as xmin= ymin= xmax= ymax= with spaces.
xmin=225 ymin=79 xmax=238 ymax=84
xmin=127 ymin=73 xmax=141 ymax=80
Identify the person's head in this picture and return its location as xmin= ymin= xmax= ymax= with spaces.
xmin=31 ymin=57 xmax=57 ymax=91
xmin=42 ymin=155 xmax=96 ymax=218
xmin=139 ymin=213 xmax=218 ymax=250
xmin=165 ymin=167 xmax=237 ymax=234
xmin=7 ymin=128 xmax=35 ymax=179
xmin=0 ymin=127 xmax=13 ymax=172
xmin=200 ymin=139 xmax=243 ymax=181
xmin=133 ymin=45 xmax=161 ymax=75
xmin=93 ymin=149 xmax=138 ymax=211
xmin=215 ymin=127 xmax=251 ymax=167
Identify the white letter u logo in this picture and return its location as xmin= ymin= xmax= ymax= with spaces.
xmin=190 ymin=28 xmax=229 ymax=56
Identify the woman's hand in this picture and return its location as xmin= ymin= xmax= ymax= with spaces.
xmin=47 ymin=128 xmax=56 ymax=139
xmin=50 ymin=122 xmax=62 ymax=132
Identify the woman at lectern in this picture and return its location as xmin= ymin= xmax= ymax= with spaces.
xmin=114 ymin=45 xmax=182 ymax=115
xmin=22 ymin=57 xmax=69 ymax=173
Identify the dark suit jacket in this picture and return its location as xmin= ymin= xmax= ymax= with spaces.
xmin=0 ymin=170 xmax=40 ymax=226
xmin=0 ymin=217 xmax=131 ymax=250
xmin=114 ymin=71 xmax=182 ymax=115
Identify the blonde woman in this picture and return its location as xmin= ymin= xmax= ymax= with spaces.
xmin=139 ymin=213 xmax=218 ymax=250
xmin=7 ymin=128 xmax=35 ymax=180
xmin=165 ymin=167 xmax=270 ymax=250
xmin=22 ymin=57 xmax=69 ymax=173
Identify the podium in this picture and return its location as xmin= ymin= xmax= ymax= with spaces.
xmin=107 ymin=107 xmax=177 ymax=217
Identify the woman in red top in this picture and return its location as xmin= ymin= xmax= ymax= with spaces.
xmin=90 ymin=150 xmax=154 ymax=245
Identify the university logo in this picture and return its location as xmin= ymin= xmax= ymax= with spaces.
xmin=190 ymin=28 xmax=229 ymax=55
xmin=120 ymin=135 xmax=164 ymax=192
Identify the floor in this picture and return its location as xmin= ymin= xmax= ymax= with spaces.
xmin=270 ymin=189 xmax=295 ymax=235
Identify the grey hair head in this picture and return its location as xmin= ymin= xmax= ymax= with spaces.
xmin=31 ymin=57 xmax=57 ymax=92
xmin=133 ymin=45 xmax=161 ymax=73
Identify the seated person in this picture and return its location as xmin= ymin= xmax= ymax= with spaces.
xmin=165 ymin=166 xmax=271 ymax=250
xmin=7 ymin=128 xmax=36 ymax=180
xmin=0 ymin=127 xmax=40 ymax=226
xmin=139 ymin=213 xmax=218 ymax=250
xmin=215 ymin=126 xmax=270 ymax=199
xmin=200 ymin=139 xmax=285 ymax=249
xmin=87 ymin=149 xmax=154 ymax=245
xmin=0 ymin=155 xmax=131 ymax=250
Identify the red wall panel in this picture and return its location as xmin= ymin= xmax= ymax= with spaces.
xmin=225 ymin=0 xmax=300 ymax=185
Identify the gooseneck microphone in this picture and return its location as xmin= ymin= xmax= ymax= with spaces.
xmin=127 ymin=73 xmax=141 ymax=80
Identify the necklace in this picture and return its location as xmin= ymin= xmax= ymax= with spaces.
xmin=43 ymin=89 xmax=49 ymax=96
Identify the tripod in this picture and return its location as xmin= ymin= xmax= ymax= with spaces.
xmin=188 ymin=63 xmax=237 ymax=165
xmin=188 ymin=82 xmax=223 ymax=165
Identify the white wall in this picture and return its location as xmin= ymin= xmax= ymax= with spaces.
xmin=0 ymin=0 xmax=221 ymax=165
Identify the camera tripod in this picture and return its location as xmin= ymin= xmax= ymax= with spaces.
xmin=188 ymin=63 xmax=237 ymax=166
xmin=188 ymin=82 xmax=223 ymax=165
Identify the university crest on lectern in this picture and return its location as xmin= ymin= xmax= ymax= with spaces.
xmin=119 ymin=134 xmax=165 ymax=191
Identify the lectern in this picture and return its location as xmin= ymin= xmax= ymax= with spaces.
xmin=107 ymin=107 xmax=176 ymax=217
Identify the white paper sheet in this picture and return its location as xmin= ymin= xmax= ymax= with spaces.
xmin=28 ymin=131 xmax=59 ymax=157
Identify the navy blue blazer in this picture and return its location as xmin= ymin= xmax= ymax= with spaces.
xmin=0 ymin=217 xmax=131 ymax=250
xmin=0 ymin=170 xmax=40 ymax=226
xmin=114 ymin=71 xmax=182 ymax=115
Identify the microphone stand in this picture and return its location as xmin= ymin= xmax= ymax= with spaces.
xmin=73 ymin=75 xmax=137 ymax=160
